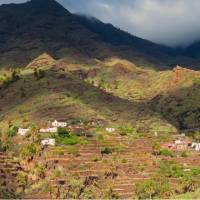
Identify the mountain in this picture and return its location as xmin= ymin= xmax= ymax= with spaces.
xmin=1 ymin=1 xmax=200 ymax=199
xmin=183 ymin=41 xmax=200 ymax=58
xmin=0 ymin=0 xmax=186 ymax=69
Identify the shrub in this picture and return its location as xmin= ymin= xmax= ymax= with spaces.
xmin=159 ymin=160 xmax=184 ymax=178
xmin=193 ymin=131 xmax=200 ymax=142
xmin=7 ymin=126 xmax=18 ymax=137
xmin=67 ymin=178 xmax=85 ymax=199
xmin=57 ymin=134 xmax=79 ymax=145
xmin=57 ymin=127 xmax=70 ymax=138
xmin=118 ymin=125 xmax=134 ymax=136
xmin=193 ymin=78 xmax=200 ymax=86
xmin=52 ymin=168 xmax=63 ymax=178
xmin=121 ymin=158 xmax=127 ymax=163
xmin=98 ymin=79 xmax=106 ymax=89
xmin=0 ymin=186 xmax=17 ymax=198
xmin=101 ymin=147 xmax=112 ymax=155
xmin=20 ymin=143 xmax=37 ymax=161
xmin=0 ymin=139 xmax=11 ymax=152
xmin=67 ymin=147 xmax=80 ymax=157
xmin=159 ymin=148 xmax=174 ymax=157
xmin=191 ymin=167 xmax=200 ymax=176
xmin=11 ymin=70 xmax=20 ymax=82
xmin=2 ymin=70 xmax=20 ymax=88
xmin=180 ymin=175 xmax=198 ymax=193
xmin=181 ymin=151 xmax=188 ymax=158
xmin=103 ymin=187 xmax=119 ymax=199
xmin=113 ymin=80 xmax=119 ymax=89
xmin=80 ymin=185 xmax=99 ymax=199
xmin=35 ymin=163 xmax=46 ymax=178
xmin=92 ymin=156 xmax=101 ymax=162
xmin=34 ymin=69 xmax=45 ymax=80
xmin=17 ymin=171 xmax=27 ymax=186
xmin=135 ymin=175 xmax=172 ymax=199
xmin=152 ymin=142 xmax=161 ymax=155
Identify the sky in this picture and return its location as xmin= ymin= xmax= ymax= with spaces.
xmin=0 ymin=0 xmax=200 ymax=47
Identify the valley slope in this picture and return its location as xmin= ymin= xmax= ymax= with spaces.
xmin=1 ymin=53 xmax=200 ymax=133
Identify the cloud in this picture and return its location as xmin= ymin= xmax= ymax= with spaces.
xmin=0 ymin=0 xmax=27 ymax=4
xmin=58 ymin=0 xmax=200 ymax=47
xmin=1 ymin=0 xmax=200 ymax=46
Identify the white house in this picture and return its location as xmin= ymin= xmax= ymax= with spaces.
xmin=40 ymin=127 xmax=57 ymax=133
xmin=106 ymin=128 xmax=115 ymax=133
xmin=52 ymin=120 xmax=67 ymax=127
xmin=175 ymin=140 xmax=182 ymax=144
xmin=192 ymin=143 xmax=200 ymax=151
xmin=183 ymin=169 xmax=191 ymax=172
xmin=41 ymin=139 xmax=55 ymax=146
xmin=174 ymin=140 xmax=189 ymax=151
xmin=18 ymin=128 xmax=30 ymax=136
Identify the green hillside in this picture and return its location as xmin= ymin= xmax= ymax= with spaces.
xmin=1 ymin=54 xmax=200 ymax=198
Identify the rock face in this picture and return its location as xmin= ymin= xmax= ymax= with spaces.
xmin=26 ymin=53 xmax=56 ymax=69
xmin=172 ymin=65 xmax=197 ymax=84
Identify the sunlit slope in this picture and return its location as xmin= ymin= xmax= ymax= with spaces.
xmin=0 ymin=54 xmax=177 ymax=133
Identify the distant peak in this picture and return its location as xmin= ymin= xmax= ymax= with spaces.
xmin=26 ymin=0 xmax=70 ymax=13
xmin=28 ymin=0 xmax=59 ymax=6
xmin=30 ymin=0 xmax=58 ymax=4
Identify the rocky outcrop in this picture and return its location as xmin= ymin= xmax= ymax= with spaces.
xmin=26 ymin=53 xmax=56 ymax=69
xmin=172 ymin=65 xmax=197 ymax=84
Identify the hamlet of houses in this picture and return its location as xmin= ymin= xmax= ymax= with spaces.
xmin=17 ymin=121 xmax=200 ymax=152
xmin=17 ymin=120 xmax=67 ymax=146
xmin=161 ymin=138 xmax=200 ymax=152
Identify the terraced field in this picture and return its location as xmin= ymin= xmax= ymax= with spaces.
xmin=0 ymin=152 xmax=22 ymax=198
xmin=22 ymin=134 xmax=154 ymax=198
xmin=0 ymin=54 xmax=200 ymax=198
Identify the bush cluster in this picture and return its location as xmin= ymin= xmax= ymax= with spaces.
xmin=34 ymin=69 xmax=45 ymax=80
xmin=135 ymin=175 xmax=171 ymax=199
xmin=56 ymin=128 xmax=79 ymax=145
xmin=1 ymin=70 xmax=20 ymax=88
xmin=159 ymin=148 xmax=174 ymax=157
xmin=118 ymin=125 xmax=134 ymax=136
xmin=7 ymin=126 xmax=18 ymax=137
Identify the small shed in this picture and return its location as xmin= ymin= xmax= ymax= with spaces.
xmin=52 ymin=120 xmax=67 ymax=127
xmin=40 ymin=127 xmax=57 ymax=133
xmin=192 ymin=143 xmax=200 ymax=151
xmin=18 ymin=128 xmax=30 ymax=136
xmin=106 ymin=128 xmax=115 ymax=133
xmin=174 ymin=140 xmax=190 ymax=151
xmin=41 ymin=139 xmax=55 ymax=146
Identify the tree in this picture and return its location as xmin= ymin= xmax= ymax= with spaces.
xmin=34 ymin=69 xmax=45 ymax=80
xmin=57 ymin=127 xmax=70 ymax=138
xmin=152 ymin=142 xmax=161 ymax=156
xmin=135 ymin=175 xmax=172 ymax=199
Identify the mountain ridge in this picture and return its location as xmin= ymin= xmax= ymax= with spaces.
xmin=0 ymin=0 xmax=200 ymax=69
xmin=0 ymin=0 xmax=193 ymax=70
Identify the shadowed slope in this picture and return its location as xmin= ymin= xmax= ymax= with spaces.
xmin=0 ymin=0 xmax=190 ymax=70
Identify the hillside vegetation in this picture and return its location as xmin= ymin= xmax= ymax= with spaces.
xmin=0 ymin=53 xmax=200 ymax=198
xmin=1 ymin=53 xmax=200 ymax=134
xmin=1 ymin=0 xmax=200 ymax=198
